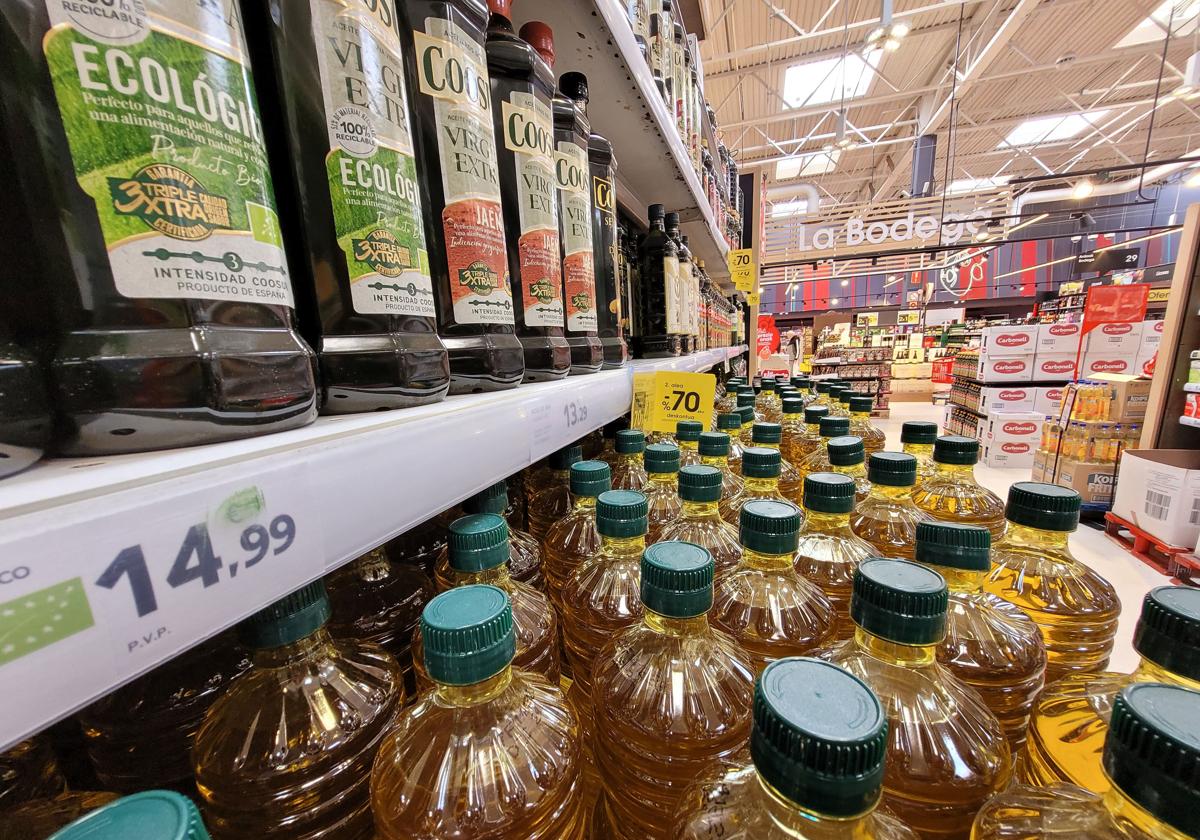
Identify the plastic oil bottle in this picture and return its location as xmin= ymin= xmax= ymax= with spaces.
xmin=711 ymin=499 xmax=836 ymax=671
xmin=912 ymin=437 xmax=1007 ymax=541
xmin=751 ymin=422 xmax=804 ymax=506
xmin=0 ymin=737 xmax=64 ymax=812
xmin=720 ymin=448 xmax=789 ymax=526
xmin=699 ymin=431 xmax=745 ymax=503
xmin=716 ymin=378 xmax=740 ymax=415
xmin=372 ymin=585 xmax=586 ymax=838
xmin=793 ymin=472 xmax=877 ymax=640
xmin=543 ymin=461 xmax=612 ymax=610
xmin=718 ymin=413 xmax=748 ymax=474
xmin=825 ymin=559 xmax=1012 ymax=839
xmin=755 ymin=378 xmax=783 ymax=423
xmin=984 ymin=482 xmax=1121 ymax=684
xmin=660 ymin=465 xmax=743 ymax=577
xmin=737 ymin=405 xmax=758 ymax=446
xmin=828 ymin=435 xmax=872 ymax=505
xmin=809 ymin=381 xmax=833 ymax=410
xmin=644 ymin=443 xmax=683 ymax=542
xmin=193 ymin=581 xmax=404 ymax=839
xmin=591 ymin=542 xmax=755 ymax=840
xmin=914 ymin=522 xmax=1047 ymax=750
xmin=902 ymin=421 xmax=939 ymax=485
xmin=413 ymin=513 xmax=560 ymax=687
xmin=851 ymin=453 xmax=929 ymax=560
xmin=38 ymin=790 xmax=205 ymax=840
xmin=826 ymin=387 xmax=849 ymax=418
xmin=79 ymin=635 xmax=250 ymax=794
xmin=596 ymin=419 xmax=627 ymax=469
xmin=798 ymin=416 xmax=851 ymax=478
xmin=438 ymin=480 xmax=543 ymax=588
xmin=612 ymin=429 xmax=649 ymax=490
xmin=973 ymin=683 xmax=1200 ymax=840
xmin=1021 ymin=585 xmax=1200 ymax=794
xmin=789 ymin=406 xmax=830 ymax=465
xmin=779 ymin=397 xmax=806 ymax=461
xmin=528 ymin=444 xmax=585 ymax=540
xmin=676 ymin=421 xmax=704 ymax=466
xmin=673 ymin=657 xmax=920 ymax=840
xmin=848 ymin=395 xmax=887 ymax=455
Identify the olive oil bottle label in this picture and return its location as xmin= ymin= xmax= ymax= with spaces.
xmin=679 ymin=260 xmax=696 ymax=335
xmin=413 ymin=19 xmax=513 ymax=325
xmin=664 ymin=254 xmax=683 ymax=334
xmin=502 ymin=93 xmax=562 ymax=328
xmin=43 ymin=0 xmax=293 ymax=307
xmin=593 ymin=172 xmax=620 ymax=323
xmin=311 ymin=0 xmax=435 ymax=318
xmin=555 ymin=141 xmax=596 ymax=332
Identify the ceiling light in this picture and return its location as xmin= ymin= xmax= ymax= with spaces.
xmin=840 ymin=279 xmax=849 ymax=286
xmin=830 ymin=298 xmax=839 ymax=305
xmin=1071 ymin=180 xmax=1095 ymax=199
xmin=866 ymin=0 xmax=908 ymax=51
xmin=1187 ymin=169 xmax=1200 ymax=188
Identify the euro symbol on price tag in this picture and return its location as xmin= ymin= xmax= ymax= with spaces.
xmin=728 ymin=249 xmax=755 ymax=292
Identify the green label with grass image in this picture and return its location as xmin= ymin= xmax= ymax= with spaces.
xmin=43 ymin=0 xmax=294 ymax=306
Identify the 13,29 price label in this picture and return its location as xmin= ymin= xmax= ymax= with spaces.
xmin=631 ymin=370 xmax=716 ymax=433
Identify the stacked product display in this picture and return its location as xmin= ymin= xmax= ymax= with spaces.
xmin=810 ymin=345 xmax=892 ymax=416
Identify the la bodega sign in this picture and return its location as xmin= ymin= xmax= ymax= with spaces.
xmin=795 ymin=211 xmax=991 ymax=252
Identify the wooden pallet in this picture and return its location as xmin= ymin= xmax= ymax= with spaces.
xmin=1104 ymin=512 xmax=1194 ymax=581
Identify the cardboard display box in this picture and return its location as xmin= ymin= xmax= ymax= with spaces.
xmin=1079 ymin=354 xmax=1136 ymax=378
xmin=1032 ymin=353 xmax=1077 ymax=381
xmin=1033 ymin=386 xmax=1065 ymax=416
xmin=1112 ymin=450 xmax=1200 ymax=549
xmin=1036 ymin=322 xmax=1082 ymax=355
xmin=982 ymin=439 xmax=1036 ymax=468
xmin=1085 ymin=321 xmax=1144 ymax=356
xmin=979 ymin=386 xmax=1035 ymax=414
xmin=983 ymin=411 xmax=1043 ymax=445
xmin=1053 ymin=458 xmax=1117 ymax=506
xmin=977 ymin=354 xmax=1034 ymax=383
xmin=1091 ymin=372 xmax=1152 ymax=422
xmin=980 ymin=325 xmax=1039 ymax=356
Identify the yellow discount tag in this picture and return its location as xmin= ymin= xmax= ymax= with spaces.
xmin=747 ymin=291 xmax=760 ymax=306
xmin=631 ymin=370 xmax=716 ymax=434
xmin=728 ymin=248 xmax=755 ymax=291
xmin=1148 ymin=287 xmax=1169 ymax=303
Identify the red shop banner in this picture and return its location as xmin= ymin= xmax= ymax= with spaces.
xmin=1081 ymin=283 xmax=1149 ymax=335
xmin=757 ymin=314 xmax=780 ymax=358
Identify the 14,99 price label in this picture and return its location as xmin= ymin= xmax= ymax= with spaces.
xmin=631 ymin=371 xmax=716 ymax=434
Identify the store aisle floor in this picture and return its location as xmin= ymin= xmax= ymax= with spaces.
xmin=878 ymin=400 xmax=1164 ymax=673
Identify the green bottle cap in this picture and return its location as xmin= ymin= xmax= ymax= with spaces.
xmin=849 ymin=395 xmax=874 ymax=413
xmin=615 ymin=429 xmax=645 ymax=454
xmin=462 ymin=480 xmax=508 ymax=514
xmin=50 ymin=790 xmax=210 ymax=840
xmin=597 ymin=490 xmax=649 ymax=538
xmin=739 ymin=499 xmax=802 ymax=554
xmin=725 ymin=377 xmax=742 ymax=389
xmin=750 ymin=658 xmax=888 ymax=818
xmin=752 ymin=381 xmax=762 ymax=394
xmin=641 ymin=541 xmax=715 ymax=618
xmin=238 ymin=580 xmax=331 ymax=649
xmin=1103 ymin=683 xmax=1200 ymax=838
xmin=901 ymin=421 xmax=938 ymax=445
xmin=420 ymin=585 xmax=515 ymax=685
xmin=815 ymin=382 xmax=832 ymax=395
xmin=752 ymin=422 xmax=782 ymax=444
xmin=742 ymin=446 xmax=782 ymax=478
xmin=447 ymin=513 xmax=509 ymax=572
xmin=570 ymin=460 xmax=612 ymax=497
xmin=914 ymin=522 xmax=990 ymax=572
xmin=645 ymin=443 xmax=681 ymax=474
xmin=850 ymin=559 xmax=948 ymax=645
xmin=803 ymin=472 xmax=856 ymax=514
xmin=761 ymin=379 xmax=777 ymax=392
xmin=790 ymin=377 xmax=809 ymax=389
xmin=717 ymin=413 xmax=742 ymax=431
xmin=737 ymin=386 xmax=756 ymax=400
xmin=782 ymin=398 xmax=804 ymax=415
xmin=549 ymin=443 xmax=583 ymax=470
xmin=827 ymin=436 xmax=865 ymax=466
xmin=1132 ymin=586 xmax=1200 ymax=681
xmin=1005 ymin=481 xmax=1080 ymax=532
xmin=739 ymin=406 xmax=756 ymax=424
xmin=698 ymin=431 xmax=730 ymax=457
xmin=867 ymin=452 xmax=917 ymax=486
xmin=819 ymin=416 xmax=850 ymax=438
xmin=933 ymin=435 xmax=979 ymax=465
xmin=736 ymin=394 xmax=754 ymax=410
xmin=676 ymin=420 xmax=703 ymax=442
xmin=679 ymin=465 xmax=723 ymax=502
xmin=837 ymin=390 xmax=853 ymax=406
xmin=804 ymin=406 xmax=830 ymax=425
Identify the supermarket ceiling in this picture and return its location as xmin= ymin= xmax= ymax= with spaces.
xmin=698 ymin=0 xmax=1200 ymax=212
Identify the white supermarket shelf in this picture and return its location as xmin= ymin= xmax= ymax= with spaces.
xmin=1181 ymin=415 xmax=1200 ymax=428
xmin=510 ymin=0 xmax=731 ymax=279
xmin=1183 ymin=383 xmax=1200 ymax=393
xmin=0 ymin=345 xmax=746 ymax=750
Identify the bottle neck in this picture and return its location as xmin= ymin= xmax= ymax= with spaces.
xmin=803 ymin=509 xmax=852 ymax=531
xmin=1003 ymin=521 xmax=1072 ymax=551
xmin=252 ymin=627 xmax=336 ymax=669
xmin=933 ymin=461 xmax=976 ymax=479
xmin=451 ymin=564 xmax=512 ymax=588
xmin=700 ymin=454 xmax=730 ymax=472
xmin=1102 ymin=784 xmax=1192 ymax=840
xmin=682 ymin=499 xmax=722 ymax=519
xmin=753 ymin=773 xmax=876 ymax=837
xmin=643 ymin=609 xmax=708 ymax=637
xmin=436 ymin=665 xmax=514 ymax=707
xmin=647 ymin=472 xmax=678 ymax=490
xmin=867 ymin=483 xmax=915 ymax=502
xmin=755 ymin=440 xmax=781 ymax=452
xmin=1132 ymin=656 xmax=1200 ymax=692
xmin=745 ymin=475 xmax=780 ymax=493
xmin=929 ymin=563 xmax=985 ymax=594
xmin=903 ymin=442 xmax=933 ymax=459
xmin=601 ymin=533 xmax=647 ymax=558
xmin=805 ymin=422 xmax=821 ymax=433
xmin=679 ymin=440 xmax=698 ymax=453
xmin=742 ymin=546 xmax=794 ymax=572
xmin=851 ymin=410 xmax=870 ymax=421
xmin=853 ymin=626 xmax=938 ymax=666
xmin=830 ymin=462 xmax=864 ymax=478
xmin=572 ymin=495 xmax=599 ymax=513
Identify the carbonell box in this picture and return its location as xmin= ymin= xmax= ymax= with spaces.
xmin=979 ymin=386 xmax=1035 ymax=413
xmin=983 ymin=411 xmax=1043 ymax=446
xmin=1036 ymin=322 xmax=1082 ymax=355
xmin=979 ymin=325 xmax=1038 ymax=357
xmin=982 ymin=439 xmax=1037 ymax=468
xmin=1079 ymin=354 xmax=1136 ymax=378
xmin=1084 ymin=321 xmax=1144 ymax=356
xmin=1139 ymin=319 xmax=1164 ymax=354
xmin=1033 ymin=385 xmax=1065 ymax=416
xmin=1031 ymin=353 xmax=1077 ymax=381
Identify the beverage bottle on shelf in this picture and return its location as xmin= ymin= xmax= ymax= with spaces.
xmin=436 ymin=479 xmax=543 ymax=588
xmin=973 ymin=683 xmax=1200 ymax=840
xmin=984 ymin=482 xmax=1120 ymax=683
xmin=673 ymin=226 xmax=695 ymax=355
xmin=612 ymin=429 xmax=650 ymax=490
xmin=902 ymin=421 xmax=939 ymax=485
xmin=755 ymin=378 xmax=782 ymax=422
xmin=737 ymin=405 xmax=757 ymax=446
xmin=483 ymin=11 xmax=570 ymax=382
xmin=824 ymin=560 xmax=1012 ymax=838
xmin=826 ymin=435 xmax=872 ymax=504
xmin=716 ymin=378 xmax=741 ymax=415
xmin=791 ymin=406 xmax=830 ymax=463
xmin=635 ymin=204 xmax=681 ymax=357
xmin=398 ymin=0 xmax=525 ymax=393
xmin=914 ymin=522 xmax=1046 ymax=750
xmin=543 ymin=461 xmax=611 ymax=610
xmin=0 ymin=737 xmax=64 ymax=812
xmin=912 ymin=436 xmax=1007 ymax=540
xmin=243 ymin=0 xmax=451 ymax=413
xmin=711 ymin=499 xmax=836 ymax=670
xmin=826 ymin=387 xmax=849 ymax=418
xmin=383 ymin=510 xmax=456 ymax=576
xmin=850 ymin=453 xmax=929 ymax=560
xmin=737 ymin=386 xmax=762 ymax=422
xmin=837 ymin=389 xmax=856 ymax=419
xmin=193 ymin=581 xmax=404 ymax=838
xmin=0 ymin=327 xmax=50 ymax=478
xmin=676 ymin=420 xmax=704 ymax=466
xmin=798 ymin=416 xmax=852 ymax=478
xmin=673 ymin=656 xmax=920 ymax=840
xmin=79 ymin=635 xmax=250 ymax=794
xmin=751 ymin=422 xmax=804 ymax=506
xmin=596 ymin=418 xmax=628 ymax=469
xmin=699 ymin=431 xmax=746 ymax=502
xmin=592 ymin=542 xmax=755 ymax=840
xmin=528 ymin=444 xmax=584 ymax=540
xmin=1021 ymin=585 xmax=1200 ymax=793
xmin=558 ymin=72 xmax=627 ymax=368
xmin=625 ymin=0 xmax=650 ymax=56
xmin=849 ymin=396 xmax=887 ymax=455
xmin=372 ymin=585 xmax=586 ymax=837
xmin=717 ymin=413 xmax=747 ymax=475
xmin=660 ymin=465 xmax=743 ymax=577
xmin=779 ymin=397 xmax=806 ymax=460
xmin=720 ymin=448 xmax=790 ymax=526
xmin=644 ymin=443 xmax=683 ymax=542
xmin=38 ymin=791 xmax=204 ymax=840
xmin=0 ymin=0 xmax=317 ymax=455
xmin=413 ymin=514 xmax=559 ymax=686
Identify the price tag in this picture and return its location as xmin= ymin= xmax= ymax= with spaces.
xmin=1148 ymin=287 xmax=1169 ymax=303
xmin=747 ymin=291 xmax=760 ymax=306
xmin=631 ymin=370 xmax=716 ymax=434
xmin=728 ymin=248 xmax=755 ymax=291
xmin=897 ymin=310 xmax=921 ymax=325
xmin=0 ymin=463 xmax=322 ymax=748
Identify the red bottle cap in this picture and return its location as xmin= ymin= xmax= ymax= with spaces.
xmin=520 ymin=21 xmax=555 ymax=67
xmin=488 ymin=0 xmax=512 ymax=20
